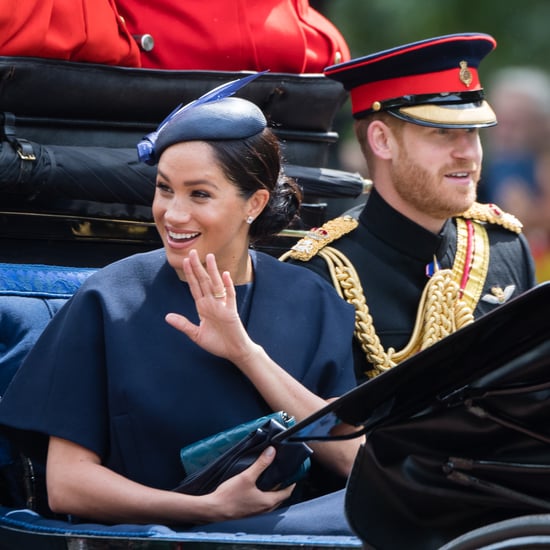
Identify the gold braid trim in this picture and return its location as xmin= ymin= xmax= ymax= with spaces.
xmin=280 ymin=214 xmax=491 ymax=379
xmin=318 ymin=247 xmax=474 ymax=378
xmin=455 ymin=218 xmax=491 ymax=310
xmin=279 ymin=216 xmax=359 ymax=262
xmin=461 ymin=202 xmax=523 ymax=234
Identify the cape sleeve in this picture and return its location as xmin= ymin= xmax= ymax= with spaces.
xmin=249 ymin=252 xmax=356 ymax=398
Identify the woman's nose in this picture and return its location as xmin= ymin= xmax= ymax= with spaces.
xmin=165 ymin=198 xmax=191 ymax=223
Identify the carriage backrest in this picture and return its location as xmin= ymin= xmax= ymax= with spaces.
xmin=0 ymin=263 xmax=95 ymax=395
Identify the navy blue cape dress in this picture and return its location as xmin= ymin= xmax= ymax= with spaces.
xmin=0 ymin=249 xmax=356 ymax=494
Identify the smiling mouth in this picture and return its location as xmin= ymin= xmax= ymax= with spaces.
xmin=447 ymin=171 xmax=470 ymax=178
xmin=167 ymin=230 xmax=200 ymax=242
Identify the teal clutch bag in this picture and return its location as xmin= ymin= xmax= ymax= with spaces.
xmin=176 ymin=412 xmax=312 ymax=494
xmin=180 ymin=411 xmax=297 ymax=475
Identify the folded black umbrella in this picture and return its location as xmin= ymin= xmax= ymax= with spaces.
xmin=284 ymin=164 xmax=367 ymax=199
xmin=0 ymin=140 xmax=366 ymax=205
xmin=0 ymin=140 xmax=156 ymax=205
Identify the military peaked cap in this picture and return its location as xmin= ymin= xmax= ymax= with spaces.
xmin=324 ymin=33 xmax=497 ymax=128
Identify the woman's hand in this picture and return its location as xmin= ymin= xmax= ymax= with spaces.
xmin=165 ymin=250 xmax=254 ymax=363
xmin=200 ymin=446 xmax=295 ymax=523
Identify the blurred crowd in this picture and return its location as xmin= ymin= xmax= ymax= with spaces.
xmin=480 ymin=66 xmax=550 ymax=283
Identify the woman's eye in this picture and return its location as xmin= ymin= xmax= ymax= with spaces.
xmin=191 ymin=190 xmax=211 ymax=199
xmin=156 ymin=182 xmax=172 ymax=193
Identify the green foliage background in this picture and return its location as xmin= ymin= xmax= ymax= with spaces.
xmin=317 ymin=0 xmax=550 ymax=149
xmin=325 ymin=0 xmax=550 ymax=74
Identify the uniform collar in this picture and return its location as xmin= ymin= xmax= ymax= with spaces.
xmin=359 ymin=187 xmax=454 ymax=261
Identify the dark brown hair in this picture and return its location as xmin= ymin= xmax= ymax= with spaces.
xmin=208 ymin=129 xmax=302 ymax=241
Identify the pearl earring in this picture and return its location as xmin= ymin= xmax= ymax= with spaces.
xmin=246 ymin=216 xmax=254 ymax=224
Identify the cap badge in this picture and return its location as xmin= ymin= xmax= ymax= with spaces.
xmin=459 ymin=61 xmax=473 ymax=87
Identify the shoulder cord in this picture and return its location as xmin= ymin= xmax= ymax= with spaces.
xmin=315 ymin=218 xmax=490 ymax=379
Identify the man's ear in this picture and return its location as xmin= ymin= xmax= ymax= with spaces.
xmin=367 ymin=120 xmax=396 ymax=160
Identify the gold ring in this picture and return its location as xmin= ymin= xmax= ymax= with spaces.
xmin=213 ymin=290 xmax=226 ymax=299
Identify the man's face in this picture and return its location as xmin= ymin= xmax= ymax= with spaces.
xmin=389 ymin=123 xmax=483 ymax=229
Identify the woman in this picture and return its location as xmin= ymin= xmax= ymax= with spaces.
xmin=0 ymin=87 xmax=359 ymax=527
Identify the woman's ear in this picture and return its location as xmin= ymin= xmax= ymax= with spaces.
xmin=367 ymin=120 xmax=397 ymax=161
xmin=246 ymin=189 xmax=270 ymax=221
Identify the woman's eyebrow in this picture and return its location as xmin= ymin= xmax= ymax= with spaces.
xmin=156 ymin=168 xmax=219 ymax=189
xmin=156 ymin=167 xmax=169 ymax=181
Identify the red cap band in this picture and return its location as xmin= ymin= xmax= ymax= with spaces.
xmin=350 ymin=67 xmax=481 ymax=115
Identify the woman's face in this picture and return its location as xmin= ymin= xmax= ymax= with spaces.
xmin=153 ymin=141 xmax=265 ymax=280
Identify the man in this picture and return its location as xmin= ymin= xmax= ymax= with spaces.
xmin=281 ymin=33 xmax=536 ymax=382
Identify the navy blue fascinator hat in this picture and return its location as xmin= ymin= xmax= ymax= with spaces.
xmin=137 ymin=72 xmax=267 ymax=165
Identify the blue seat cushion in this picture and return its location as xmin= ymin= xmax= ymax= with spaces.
xmin=0 ymin=263 xmax=96 ymax=465
xmin=0 ymin=263 xmax=96 ymax=394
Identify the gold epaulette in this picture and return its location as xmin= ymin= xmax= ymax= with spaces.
xmin=460 ymin=202 xmax=523 ymax=234
xmin=281 ymin=216 xmax=358 ymax=262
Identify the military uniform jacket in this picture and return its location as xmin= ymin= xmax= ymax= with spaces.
xmin=287 ymin=189 xmax=536 ymax=381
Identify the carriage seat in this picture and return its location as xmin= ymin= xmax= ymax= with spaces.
xmin=0 ymin=263 xmax=96 ymax=394
xmin=0 ymin=263 xmax=95 ymax=465
xmin=0 ymin=263 xmax=95 ymax=393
